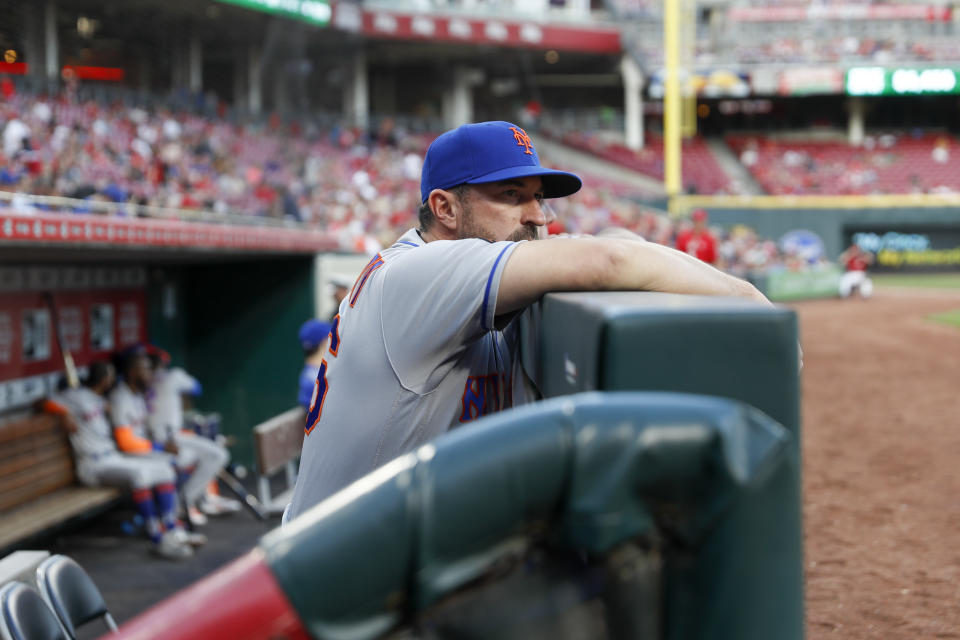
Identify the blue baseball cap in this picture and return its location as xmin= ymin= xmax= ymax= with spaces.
xmin=299 ymin=319 xmax=332 ymax=351
xmin=420 ymin=121 xmax=582 ymax=203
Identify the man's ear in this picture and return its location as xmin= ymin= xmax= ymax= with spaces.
xmin=427 ymin=188 xmax=460 ymax=235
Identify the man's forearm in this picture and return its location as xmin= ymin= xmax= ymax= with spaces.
xmin=498 ymin=236 xmax=770 ymax=315
xmin=630 ymin=240 xmax=769 ymax=303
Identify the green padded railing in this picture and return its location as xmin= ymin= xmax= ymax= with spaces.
xmin=260 ymin=391 xmax=791 ymax=640
xmin=534 ymin=291 xmax=803 ymax=640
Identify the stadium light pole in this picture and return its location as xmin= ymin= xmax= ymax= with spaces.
xmin=663 ymin=0 xmax=682 ymax=214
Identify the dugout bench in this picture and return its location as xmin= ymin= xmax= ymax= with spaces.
xmin=252 ymin=407 xmax=305 ymax=516
xmin=0 ymin=412 xmax=120 ymax=553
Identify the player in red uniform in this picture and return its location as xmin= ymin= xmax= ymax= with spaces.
xmin=675 ymin=209 xmax=717 ymax=265
xmin=838 ymin=243 xmax=874 ymax=298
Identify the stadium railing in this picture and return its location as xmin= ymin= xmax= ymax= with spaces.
xmin=0 ymin=191 xmax=311 ymax=230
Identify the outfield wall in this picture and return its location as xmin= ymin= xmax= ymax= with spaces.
xmin=675 ymin=195 xmax=960 ymax=272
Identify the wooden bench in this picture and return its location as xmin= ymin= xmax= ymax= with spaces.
xmin=252 ymin=407 xmax=305 ymax=516
xmin=0 ymin=412 xmax=120 ymax=553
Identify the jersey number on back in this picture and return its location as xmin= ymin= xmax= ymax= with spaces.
xmin=304 ymin=255 xmax=382 ymax=435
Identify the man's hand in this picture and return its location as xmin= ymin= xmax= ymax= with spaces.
xmin=164 ymin=440 xmax=179 ymax=455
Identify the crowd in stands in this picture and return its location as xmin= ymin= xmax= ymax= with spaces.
xmin=718 ymin=36 xmax=960 ymax=66
xmin=727 ymin=132 xmax=960 ymax=195
xmin=611 ymin=0 xmax=924 ymax=16
xmin=0 ymin=91 xmax=662 ymax=252
xmin=557 ymin=130 xmax=742 ymax=195
xmin=3 ymin=88 xmax=949 ymax=267
xmin=543 ymin=125 xmax=960 ymax=198
xmin=389 ymin=0 xmax=590 ymax=13
xmin=634 ymin=34 xmax=960 ymax=68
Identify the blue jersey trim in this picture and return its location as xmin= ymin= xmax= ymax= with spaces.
xmin=481 ymin=244 xmax=514 ymax=331
xmin=396 ymin=240 xmax=419 ymax=248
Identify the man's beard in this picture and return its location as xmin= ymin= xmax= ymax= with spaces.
xmin=457 ymin=203 xmax=539 ymax=243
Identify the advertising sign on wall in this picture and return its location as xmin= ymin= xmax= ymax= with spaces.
xmin=753 ymin=266 xmax=842 ymax=301
xmin=648 ymin=69 xmax=750 ymax=99
xmin=846 ymin=67 xmax=960 ymax=96
xmin=778 ymin=67 xmax=845 ymax=96
xmin=214 ymin=0 xmax=331 ymax=26
xmin=847 ymin=228 xmax=960 ymax=272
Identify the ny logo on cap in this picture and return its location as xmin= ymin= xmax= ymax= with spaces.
xmin=509 ymin=126 xmax=534 ymax=155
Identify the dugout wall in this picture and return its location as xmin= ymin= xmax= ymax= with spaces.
xmin=148 ymin=258 xmax=315 ymax=467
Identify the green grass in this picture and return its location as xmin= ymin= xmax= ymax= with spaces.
xmin=873 ymin=273 xmax=960 ymax=289
xmin=929 ymin=309 xmax=960 ymax=328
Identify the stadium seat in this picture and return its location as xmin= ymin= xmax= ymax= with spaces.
xmin=34 ymin=555 xmax=117 ymax=639
xmin=0 ymin=581 xmax=68 ymax=640
xmin=559 ymin=131 xmax=733 ymax=194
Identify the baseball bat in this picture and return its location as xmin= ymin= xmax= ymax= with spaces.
xmin=42 ymin=292 xmax=80 ymax=389
xmin=216 ymin=469 xmax=269 ymax=521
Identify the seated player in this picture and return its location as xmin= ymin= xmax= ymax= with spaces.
xmin=146 ymin=345 xmax=240 ymax=519
xmin=42 ymin=362 xmax=204 ymax=560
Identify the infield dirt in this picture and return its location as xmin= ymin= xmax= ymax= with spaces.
xmin=794 ymin=287 xmax=960 ymax=639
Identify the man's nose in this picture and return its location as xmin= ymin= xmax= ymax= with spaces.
xmin=521 ymin=198 xmax=547 ymax=226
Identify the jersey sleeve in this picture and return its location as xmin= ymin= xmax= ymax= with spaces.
xmin=702 ymin=235 xmax=717 ymax=264
xmin=380 ymin=238 xmax=520 ymax=392
xmin=41 ymin=398 xmax=70 ymax=416
xmin=113 ymin=426 xmax=154 ymax=453
xmin=169 ymin=368 xmax=202 ymax=395
xmin=109 ymin=388 xmax=146 ymax=435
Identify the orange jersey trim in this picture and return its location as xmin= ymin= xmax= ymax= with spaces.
xmin=113 ymin=426 xmax=153 ymax=454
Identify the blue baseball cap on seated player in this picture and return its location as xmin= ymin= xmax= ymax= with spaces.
xmin=420 ymin=121 xmax=582 ymax=204
xmin=299 ymin=319 xmax=332 ymax=352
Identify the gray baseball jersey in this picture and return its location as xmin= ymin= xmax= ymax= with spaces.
xmin=52 ymin=387 xmax=116 ymax=461
xmin=51 ymin=386 xmax=175 ymax=489
xmin=148 ymin=367 xmax=199 ymax=439
xmin=109 ymin=381 xmax=150 ymax=440
xmin=285 ymin=228 xmax=535 ymax=521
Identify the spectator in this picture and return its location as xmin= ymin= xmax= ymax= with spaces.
xmin=2 ymin=111 xmax=30 ymax=158
xmin=932 ymin=137 xmax=950 ymax=164
xmin=675 ymin=209 xmax=718 ymax=264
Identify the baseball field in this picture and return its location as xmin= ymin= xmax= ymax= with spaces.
xmin=796 ymin=274 xmax=960 ymax=638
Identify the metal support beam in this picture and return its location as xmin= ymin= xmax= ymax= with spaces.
xmin=188 ymin=31 xmax=202 ymax=93
xmin=620 ymin=55 xmax=644 ymax=151
xmin=345 ymin=50 xmax=368 ymax=130
xmin=248 ymin=45 xmax=262 ymax=115
xmin=663 ymin=0 xmax=682 ymax=210
xmin=44 ymin=0 xmax=58 ymax=86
